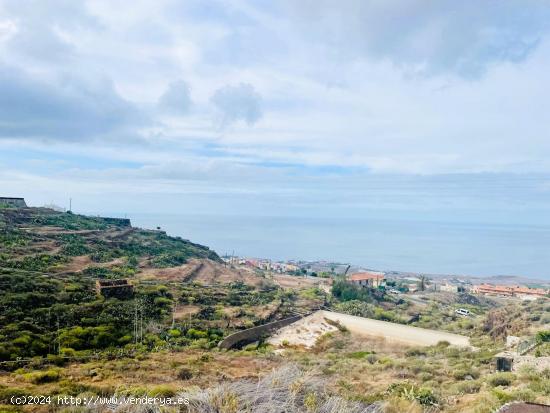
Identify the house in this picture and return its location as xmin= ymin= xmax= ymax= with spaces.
xmin=514 ymin=286 xmax=549 ymax=299
xmin=285 ymin=263 xmax=299 ymax=272
xmin=440 ymin=283 xmax=459 ymax=293
xmin=348 ymin=271 xmax=386 ymax=288
xmin=0 ymin=197 xmax=27 ymax=208
xmin=473 ymin=284 xmax=548 ymax=299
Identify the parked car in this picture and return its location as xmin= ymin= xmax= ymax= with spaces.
xmin=389 ymin=289 xmax=400 ymax=294
xmin=455 ymin=308 xmax=470 ymax=316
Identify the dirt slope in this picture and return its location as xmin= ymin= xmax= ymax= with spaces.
xmin=139 ymin=259 xmax=266 ymax=287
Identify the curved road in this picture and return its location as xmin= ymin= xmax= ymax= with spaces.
xmin=319 ymin=310 xmax=471 ymax=347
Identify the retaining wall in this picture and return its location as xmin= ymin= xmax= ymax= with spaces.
xmin=218 ymin=314 xmax=304 ymax=350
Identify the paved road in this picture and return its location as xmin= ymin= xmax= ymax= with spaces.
xmin=320 ymin=310 xmax=471 ymax=347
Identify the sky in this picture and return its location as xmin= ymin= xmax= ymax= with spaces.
xmin=1 ymin=1 xmax=550 ymax=275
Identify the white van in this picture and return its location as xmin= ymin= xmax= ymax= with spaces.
xmin=455 ymin=308 xmax=470 ymax=316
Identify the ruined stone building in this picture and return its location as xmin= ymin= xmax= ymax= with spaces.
xmin=0 ymin=197 xmax=27 ymax=208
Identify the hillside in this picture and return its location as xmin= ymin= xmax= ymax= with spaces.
xmin=1 ymin=207 xmax=549 ymax=413
xmin=0 ymin=207 xmax=322 ymax=365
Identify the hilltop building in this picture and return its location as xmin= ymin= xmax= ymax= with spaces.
xmin=348 ymin=271 xmax=386 ymax=288
xmin=0 ymin=197 xmax=27 ymax=208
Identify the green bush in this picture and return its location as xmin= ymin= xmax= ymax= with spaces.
xmin=186 ymin=329 xmax=208 ymax=340
xmin=405 ymin=347 xmax=427 ymax=357
xmin=453 ymin=369 xmax=480 ymax=380
xmin=61 ymin=242 xmax=91 ymax=256
xmin=0 ymin=386 xmax=27 ymax=403
xmin=536 ymin=330 xmax=550 ymax=344
xmin=149 ymin=385 xmax=176 ymax=397
xmin=23 ymin=369 xmax=60 ymax=384
xmin=332 ymin=279 xmax=375 ymax=302
xmin=488 ymin=373 xmax=515 ymax=387
xmin=346 ymin=351 xmax=374 ymax=359
xmin=387 ymin=382 xmax=439 ymax=406
xmin=453 ymin=380 xmax=482 ymax=394
xmin=177 ymin=368 xmax=194 ymax=380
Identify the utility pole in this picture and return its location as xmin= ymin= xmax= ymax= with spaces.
xmin=56 ymin=315 xmax=60 ymax=355
xmin=69 ymin=198 xmax=72 ymax=212
xmin=171 ymin=300 xmax=177 ymax=329
xmin=134 ymin=301 xmax=138 ymax=345
xmin=140 ymin=303 xmax=143 ymax=344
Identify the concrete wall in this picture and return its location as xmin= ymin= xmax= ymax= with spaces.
xmin=219 ymin=315 xmax=304 ymax=350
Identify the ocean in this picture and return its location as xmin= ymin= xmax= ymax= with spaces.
xmin=128 ymin=212 xmax=550 ymax=280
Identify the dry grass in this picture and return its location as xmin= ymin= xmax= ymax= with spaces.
xmin=179 ymin=364 xmax=380 ymax=413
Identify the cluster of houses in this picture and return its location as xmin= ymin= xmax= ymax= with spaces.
xmin=222 ymin=255 xmax=549 ymax=300
xmin=343 ymin=272 xmax=548 ymax=300
xmin=472 ymin=284 xmax=548 ymax=299
xmin=222 ymin=256 xmax=299 ymax=273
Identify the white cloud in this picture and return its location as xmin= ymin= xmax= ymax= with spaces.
xmin=284 ymin=0 xmax=550 ymax=78
xmin=158 ymin=80 xmax=192 ymax=115
xmin=210 ymin=82 xmax=262 ymax=126
xmin=0 ymin=0 xmax=549 ymax=186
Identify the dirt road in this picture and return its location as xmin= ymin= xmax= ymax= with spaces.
xmin=320 ymin=310 xmax=471 ymax=347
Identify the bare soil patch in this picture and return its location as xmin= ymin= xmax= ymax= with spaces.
xmin=268 ymin=311 xmax=339 ymax=348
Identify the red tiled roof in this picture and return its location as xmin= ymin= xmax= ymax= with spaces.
xmin=475 ymin=284 xmax=548 ymax=296
xmin=349 ymin=272 xmax=385 ymax=281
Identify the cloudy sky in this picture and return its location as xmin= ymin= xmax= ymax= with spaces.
xmin=1 ymin=0 xmax=550 ymax=227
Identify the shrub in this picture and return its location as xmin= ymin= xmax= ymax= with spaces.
xmin=23 ymin=369 xmax=60 ymax=384
xmin=333 ymin=300 xmax=375 ymax=318
xmin=367 ymin=354 xmax=378 ymax=364
xmin=199 ymin=353 xmax=213 ymax=362
xmin=0 ymin=386 xmax=26 ymax=403
xmin=149 ymin=385 xmax=176 ymax=397
xmin=331 ymin=280 xmax=375 ymax=303
xmin=346 ymin=351 xmax=374 ymax=359
xmin=405 ymin=347 xmax=427 ymax=357
xmin=536 ymin=330 xmax=550 ymax=344
xmin=61 ymin=242 xmax=91 ymax=256
xmin=453 ymin=369 xmax=480 ymax=380
xmin=46 ymin=354 xmax=66 ymax=366
xmin=453 ymin=380 xmax=482 ymax=394
xmin=387 ymin=382 xmax=438 ymax=406
xmin=324 ymin=317 xmax=348 ymax=332
xmin=186 ymin=329 xmax=208 ymax=340
xmin=177 ymin=368 xmax=194 ymax=380
xmin=415 ymin=388 xmax=439 ymax=406
xmin=488 ymin=373 xmax=515 ymax=387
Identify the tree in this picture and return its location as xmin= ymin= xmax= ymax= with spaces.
xmin=418 ymin=275 xmax=429 ymax=292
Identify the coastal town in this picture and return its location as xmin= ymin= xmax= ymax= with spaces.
xmin=222 ymin=255 xmax=550 ymax=300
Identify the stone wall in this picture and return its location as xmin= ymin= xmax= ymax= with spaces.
xmin=100 ymin=217 xmax=131 ymax=227
xmin=218 ymin=315 xmax=305 ymax=350
xmin=512 ymin=355 xmax=550 ymax=372
xmin=0 ymin=197 xmax=27 ymax=208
